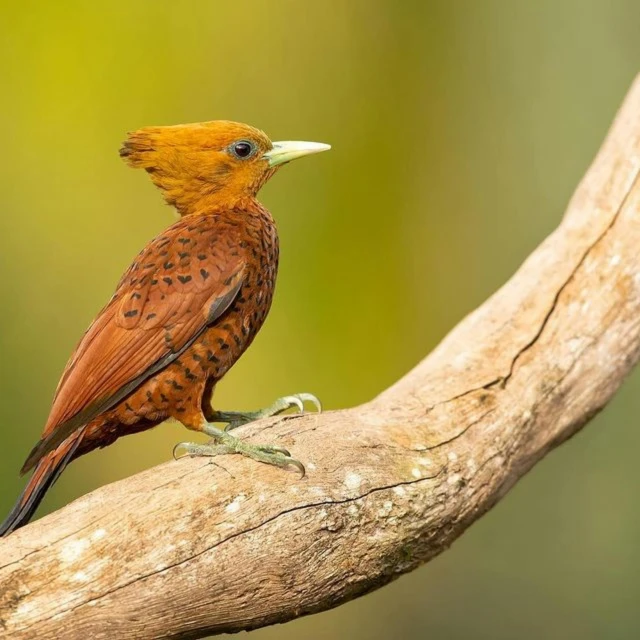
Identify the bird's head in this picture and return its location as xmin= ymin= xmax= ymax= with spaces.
xmin=119 ymin=120 xmax=330 ymax=215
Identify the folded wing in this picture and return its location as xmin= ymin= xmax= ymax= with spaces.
xmin=22 ymin=220 xmax=245 ymax=473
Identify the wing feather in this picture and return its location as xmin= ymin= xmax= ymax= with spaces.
xmin=21 ymin=217 xmax=246 ymax=474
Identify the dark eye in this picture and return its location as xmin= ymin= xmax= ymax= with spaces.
xmin=230 ymin=140 xmax=256 ymax=160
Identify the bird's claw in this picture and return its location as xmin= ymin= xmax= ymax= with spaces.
xmin=256 ymin=443 xmax=291 ymax=457
xmin=176 ymin=393 xmax=319 ymax=473
xmin=213 ymin=392 xmax=323 ymax=432
xmin=173 ymin=442 xmax=187 ymax=460
xmin=173 ymin=441 xmax=227 ymax=460
xmin=277 ymin=393 xmax=323 ymax=415
xmin=281 ymin=395 xmax=304 ymax=413
xmin=173 ymin=428 xmax=305 ymax=477
xmin=236 ymin=442 xmax=305 ymax=477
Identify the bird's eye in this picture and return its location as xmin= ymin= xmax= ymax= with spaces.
xmin=230 ymin=140 xmax=256 ymax=160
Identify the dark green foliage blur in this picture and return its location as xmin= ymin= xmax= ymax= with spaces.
xmin=1 ymin=1 xmax=640 ymax=638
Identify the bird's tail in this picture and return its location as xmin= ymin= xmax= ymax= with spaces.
xmin=0 ymin=437 xmax=81 ymax=537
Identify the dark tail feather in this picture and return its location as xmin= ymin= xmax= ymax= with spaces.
xmin=0 ymin=437 xmax=81 ymax=537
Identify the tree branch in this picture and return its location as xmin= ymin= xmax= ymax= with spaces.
xmin=2 ymin=76 xmax=640 ymax=640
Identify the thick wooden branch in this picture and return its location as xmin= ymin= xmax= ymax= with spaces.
xmin=2 ymin=77 xmax=640 ymax=640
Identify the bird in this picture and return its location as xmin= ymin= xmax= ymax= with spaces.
xmin=0 ymin=120 xmax=330 ymax=536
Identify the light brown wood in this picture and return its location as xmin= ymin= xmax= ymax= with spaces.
xmin=2 ymin=76 xmax=640 ymax=640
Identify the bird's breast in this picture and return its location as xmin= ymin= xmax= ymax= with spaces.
xmin=192 ymin=213 xmax=279 ymax=381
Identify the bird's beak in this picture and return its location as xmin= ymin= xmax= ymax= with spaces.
xmin=264 ymin=140 xmax=331 ymax=167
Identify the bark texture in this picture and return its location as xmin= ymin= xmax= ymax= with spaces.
xmin=2 ymin=77 xmax=640 ymax=640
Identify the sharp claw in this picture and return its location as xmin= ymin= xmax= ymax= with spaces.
xmin=255 ymin=444 xmax=291 ymax=457
xmin=173 ymin=442 xmax=190 ymax=460
xmin=294 ymin=393 xmax=323 ymax=413
xmin=283 ymin=395 xmax=305 ymax=413
xmin=287 ymin=457 xmax=306 ymax=478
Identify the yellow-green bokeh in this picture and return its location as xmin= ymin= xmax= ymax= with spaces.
xmin=1 ymin=2 xmax=640 ymax=638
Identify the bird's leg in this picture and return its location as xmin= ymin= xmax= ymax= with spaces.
xmin=207 ymin=392 xmax=322 ymax=431
xmin=173 ymin=394 xmax=322 ymax=475
xmin=173 ymin=424 xmax=306 ymax=476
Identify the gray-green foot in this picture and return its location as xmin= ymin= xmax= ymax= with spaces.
xmin=210 ymin=392 xmax=322 ymax=431
xmin=173 ymin=424 xmax=306 ymax=476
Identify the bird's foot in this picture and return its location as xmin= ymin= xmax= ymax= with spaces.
xmin=209 ymin=392 xmax=322 ymax=431
xmin=173 ymin=424 xmax=305 ymax=476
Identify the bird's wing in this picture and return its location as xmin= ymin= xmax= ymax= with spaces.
xmin=21 ymin=218 xmax=245 ymax=473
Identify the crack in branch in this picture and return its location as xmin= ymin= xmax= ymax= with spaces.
xmin=499 ymin=169 xmax=639 ymax=388
xmin=19 ymin=471 xmax=444 ymax=632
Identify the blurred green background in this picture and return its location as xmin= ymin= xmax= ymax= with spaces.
xmin=1 ymin=1 xmax=640 ymax=638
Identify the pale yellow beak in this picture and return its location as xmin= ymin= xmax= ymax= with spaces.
xmin=264 ymin=140 xmax=331 ymax=167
